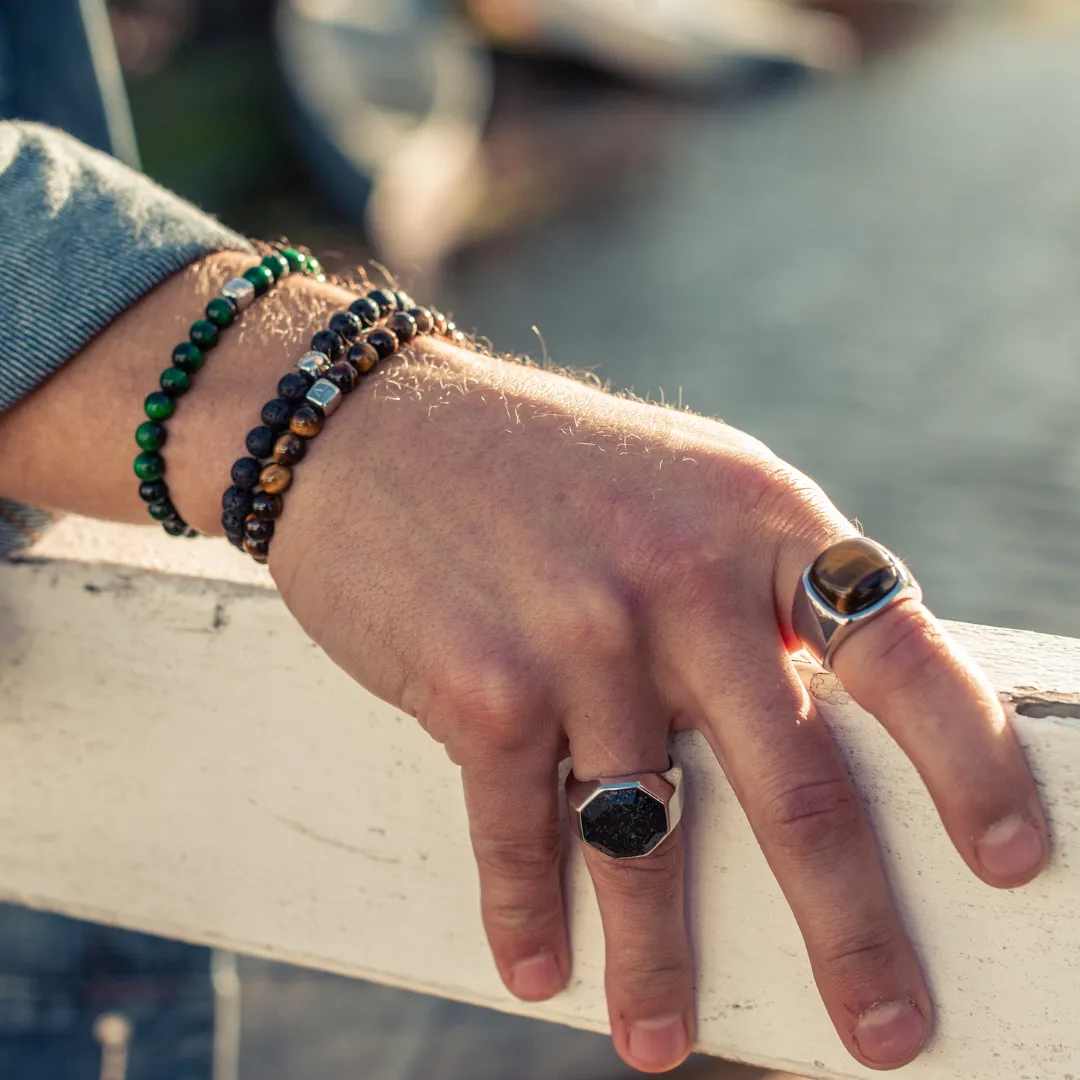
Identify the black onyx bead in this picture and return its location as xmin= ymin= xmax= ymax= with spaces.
xmin=329 ymin=311 xmax=363 ymax=343
xmin=231 ymin=457 xmax=262 ymax=490
xmin=277 ymin=371 xmax=313 ymax=402
xmin=809 ymin=538 xmax=900 ymax=616
xmin=310 ymin=328 xmax=343 ymax=362
xmin=162 ymin=516 xmax=189 ymax=537
xmin=365 ymin=328 xmax=399 ymax=359
xmin=394 ymin=289 xmax=412 ymax=311
xmin=348 ymin=296 xmax=381 ymax=327
xmin=326 ymin=360 xmax=358 ymax=393
xmin=251 ymin=491 xmax=282 ymax=520
xmin=408 ymin=307 xmax=434 ymax=334
xmin=368 ymin=288 xmax=397 ymax=315
xmin=245 ymin=426 xmax=276 ymax=459
xmin=222 ymin=508 xmax=247 ymax=535
xmin=244 ymin=516 xmax=275 ymax=543
xmin=580 ymin=786 xmax=668 ymax=860
xmin=386 ymin=311 xmax=417 ymax=344
xmin=222 ymin=484 xmax=255 ymax=515
xmin=261 ymin=398 xmax=295 ymax=432
xmin=139 ymin=480 xmax=168 ymax=504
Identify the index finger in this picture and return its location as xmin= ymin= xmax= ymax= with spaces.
xmin=781 ymin=534 xmax=1049 ymax=889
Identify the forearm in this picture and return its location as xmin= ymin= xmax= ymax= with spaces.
xmin=0 ymin=251 xmax=359 ymax=534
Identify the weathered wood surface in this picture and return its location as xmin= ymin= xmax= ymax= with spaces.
xmin=1 ymin=519 xmax=1079 ymax=1080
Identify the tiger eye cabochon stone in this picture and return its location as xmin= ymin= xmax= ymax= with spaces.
xmin=808 ymin=537 xmax=900 ymax=616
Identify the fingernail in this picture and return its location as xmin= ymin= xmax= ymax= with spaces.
xmin=852 ymin=1000 xmax=926 ymax=1065
xmin=976 ymin=815 xmax=1046 ymax=881
xmin=509 ymin=953 xmax=562 ymax=1000
xmin=628 ymin=1014 xmax=688 ymax=1070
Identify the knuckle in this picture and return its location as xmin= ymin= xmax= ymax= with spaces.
xmin=547 ymin=580 xmax=635 ymax=667
xmin=817 ymin=924 xmax=905 ymax=996
xmin=432 ymin=652 xmax=538 ymax=751
xmin=760 ymin=776 xmax=864 ymax=859
xmin=473 ymin=825 xmax=562 ymax=882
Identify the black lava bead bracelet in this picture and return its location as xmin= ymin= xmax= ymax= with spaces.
xmin=222 ymin=286 xmax=463 ymax=562
xmin=135 ymin=247 xmax=324 ymax=537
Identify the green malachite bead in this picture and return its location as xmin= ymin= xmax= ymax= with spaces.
xmin=305 ymin=255 xmax=323 ymax=278
xmin=190 ymin=319 xmax=220 ymax=349
xmin=172 ymin=342 xmax=204 ymax=372
xmin=280 ymin=247 xmax=305 ymax=273
xmin=160 ymin=367 xmax=192 ymax=396
xmin=134 ymin=452 xmax=165 ymax=481
xmin=144 ymin=391 xmax=175 ymax=421
xmin=205 ymin=297 xmax=235 ymax=328
xmin=136 ymin=421 xmax=166 ymax=452
xmin=148 ymin=500 xmax=174 ymax=521
xmin=243 ymin=265 xmax=273 ymax=295
xmin=261 ymin=252 xmax=289 ymax=280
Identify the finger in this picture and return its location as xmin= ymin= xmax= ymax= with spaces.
xmin=567 ymin=685 xmax=694 ymax=1075
xmin=779 ymin=537 xmax=1049 ymax=889
xmin=462 ymin=753 xmax=569 ymax=1002
xmin=673 ymin=622 xmax=931 ymax=1070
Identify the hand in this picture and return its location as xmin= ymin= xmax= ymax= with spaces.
xmin=269 ymin=340 xmax=1049 ymax=1072
xmin=0 ymin=257 xmax=1049 ymax=1074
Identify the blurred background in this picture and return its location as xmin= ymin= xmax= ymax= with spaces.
xmin=4 ymin=0 xmax=1080 ymax=1077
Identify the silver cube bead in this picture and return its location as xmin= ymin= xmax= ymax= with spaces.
xmin=296 ymin=351 xmax=331 ymax=379
xmin=306 ymin=378 xmax=342 ymax=417
xmin=220 ymin=277 xmax=256 ymax=311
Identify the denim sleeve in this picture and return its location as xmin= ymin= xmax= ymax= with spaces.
xmin=0 ymin=121 xmax=254 ymax=552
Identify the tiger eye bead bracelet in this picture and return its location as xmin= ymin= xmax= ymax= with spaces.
xmin=223 ymin=286 xmax=462 ymax=562
xmin=136 ymin=247 xmax=322 ymax=537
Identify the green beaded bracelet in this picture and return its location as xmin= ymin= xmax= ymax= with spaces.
xmin=135 ymin=247 xmax=316 ymax=536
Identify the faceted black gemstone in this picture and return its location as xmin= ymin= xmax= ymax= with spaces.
xmin=161 ymin=516 xmax=189 ymax=537
xmin=230 ymin=457 xmax=262 ymax=490
xmin=277 ymin=371 xmax=313 ymax=402
xmin=329 ymin=311 xmax=363 ymax=343
xmin=579 ymin=786 xmax=668 ymax=859
xmin=245 ymin=426 xmax=276 ymax=459
xmin=251 ymin=491 xmax=282 ymax=520
xmin=221 ymin=508 xmax=247 ymax=535
xmin=365 ymin=328 xmax=399 ymax=359
xmin=386 ymin=312 xmax=417 ymax=344
xmin=261 ymin=397 xmax=295 ymax=432
xmin=244 ymin=516 xmax=275 ymax=543
xmin=138 ymin=480 xmax=168 ymax=503
xmin=348 ymin=296 xmax=381 ymax=327
xmin=222 ymin=484 xmax=254 ymax=515
xmin=310 ymin=328 xmax=343 ymax=362
xmin=368 ymin=287 xmax=397 ymax=315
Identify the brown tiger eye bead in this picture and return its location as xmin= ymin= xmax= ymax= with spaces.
xmin=408 ymin=307 xmax=434 ymax=334
xmin=243 ymin=535 xmax=269 ymax=563
xmin=808 ymin=538 xmax=899 ymax=616
xmin=273 ymin=432 xmax=306 ymax=466
xmin=386 ymin=311 xmax=417 ymax=344
xmin=326 ymin=360 xmax=358 ymax=393
xmin=432 ymin=311 xmax=448 ymax=335
xmin=259 ymin=462 xmax=293 ymax=495
xmin=290 ymin=405 xmax=324 ymax=438
xmin=244 ymin=514 xmax=275 ymax=543
xmin=347 ymin=341 xmax=379 ymax=374
xmin=365 ymin=327 xmax=398 ymax=359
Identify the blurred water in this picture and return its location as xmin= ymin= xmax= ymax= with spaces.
xmin=447 ymin=15 xmax=1080 ymax=640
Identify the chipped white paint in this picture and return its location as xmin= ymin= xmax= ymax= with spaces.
xmin=1 ymin=518 xmax=1079 ymax=1080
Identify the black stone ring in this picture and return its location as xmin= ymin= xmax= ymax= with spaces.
xmin=566 ymin=763 xmax=684 ymax=861
xmin=792 ymin=537 xmax=922 ymax=671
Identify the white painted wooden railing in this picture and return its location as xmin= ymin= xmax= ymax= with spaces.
xmin=1 ymin=519 xmax=1078 ymax=1080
